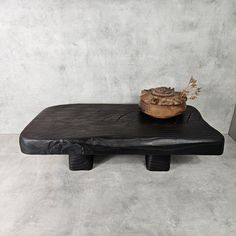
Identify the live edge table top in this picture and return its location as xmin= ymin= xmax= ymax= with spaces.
xmin=20 ymin=104 xmax=224 ymax=156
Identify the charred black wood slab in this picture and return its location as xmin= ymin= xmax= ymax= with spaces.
xmin=20 ymin=104 xmax=224 ymax=171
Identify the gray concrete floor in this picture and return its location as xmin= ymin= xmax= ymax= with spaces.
xmin=0 ymin=135 xmax=236 ymax=236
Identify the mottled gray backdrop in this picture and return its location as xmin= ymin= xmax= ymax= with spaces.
xmin=0 ymin=0 xmax=235 ymax=133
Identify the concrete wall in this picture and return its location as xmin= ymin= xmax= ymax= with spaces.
xmin=0 ymin=0 xmax=236 ymax=133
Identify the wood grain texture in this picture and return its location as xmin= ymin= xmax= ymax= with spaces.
xmin=20 ymin=104 xmax=224 ymax=156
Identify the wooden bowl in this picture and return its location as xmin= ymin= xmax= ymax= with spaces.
xmin=139 ymin=99 xmax=186 ymax=119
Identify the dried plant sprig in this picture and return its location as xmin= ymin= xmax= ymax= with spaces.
xmin=181 ymin=77 xmax=201 ymax=100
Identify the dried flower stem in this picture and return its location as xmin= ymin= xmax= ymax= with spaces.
xmin=181 ymin=77 xmax=201 ymax=100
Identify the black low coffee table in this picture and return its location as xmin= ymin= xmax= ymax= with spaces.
xmin=20 ymin=104 xmax=224 ymax=171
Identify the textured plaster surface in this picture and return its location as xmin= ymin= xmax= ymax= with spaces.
xmin=0 ymin=0 xmax=236 ymax=133
xmin=0 ymin=134 xmax=236 ymax=235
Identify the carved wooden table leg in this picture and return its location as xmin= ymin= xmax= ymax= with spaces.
xmin=69 ymin=153 xmax=93 ymax=171
xmin=67 ymin=144 xmax=93 ymax=171
xmin=145 ymin=155 xmax=171 ymax=171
